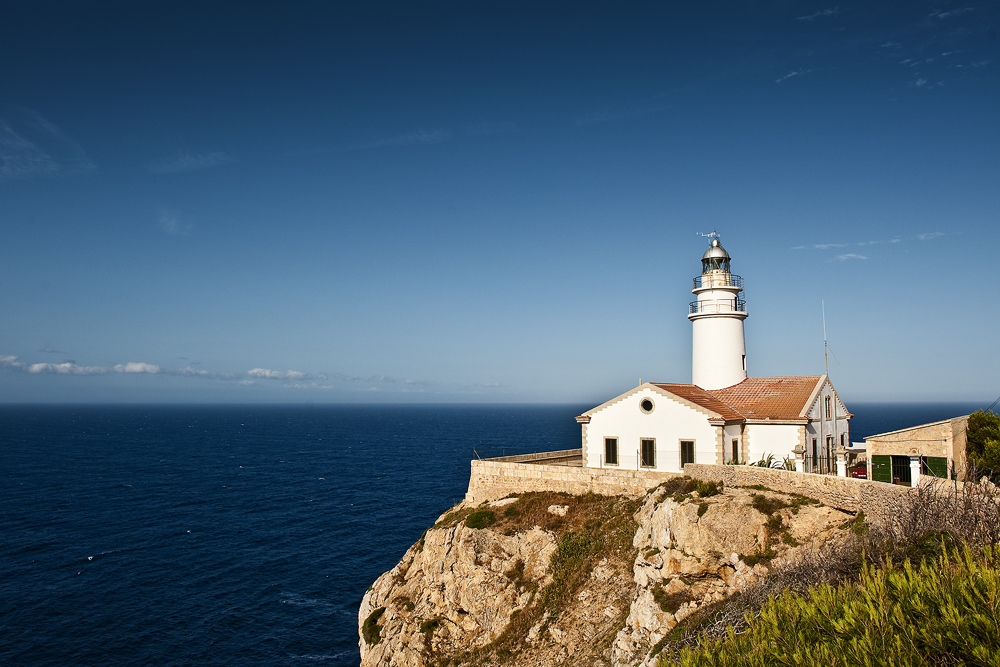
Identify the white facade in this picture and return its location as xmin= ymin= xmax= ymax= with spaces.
xmin=581 ymin=385 xmax=722 ymax=472
xmin=802 ymin=378 xmax=852 ymax=474
xmin=688 ymin=237 xmax=748 ymax=390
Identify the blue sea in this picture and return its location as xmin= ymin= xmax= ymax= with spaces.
xmin=0 ymin=402 xmax=983 ymax=666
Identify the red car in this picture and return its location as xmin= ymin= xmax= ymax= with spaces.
xmin=849 ymin=463 xmax=868 ymax=479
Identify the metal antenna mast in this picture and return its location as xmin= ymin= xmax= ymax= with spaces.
xmin=822 ymin=301 xmax=829 ymax=377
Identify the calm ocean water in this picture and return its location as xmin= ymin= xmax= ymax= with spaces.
xmin=0 ymin=402 xmax=983 ymax=666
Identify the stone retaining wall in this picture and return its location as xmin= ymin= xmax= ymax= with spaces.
xmin=465 ymin=457 xmax=682 ymax=504
xmin=466 ymin=456 xmax=920 ymax=525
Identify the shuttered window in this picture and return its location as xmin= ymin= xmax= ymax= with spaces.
xmin=681 ymin=440 xmax=695 ymax=467
xmin=640 ymin=439 xmax=655 ymax=468
xmin=604 ymin=437 xmax=618 ymax=466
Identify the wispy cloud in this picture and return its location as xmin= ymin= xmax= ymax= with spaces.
xmin=113 ymin=362 xmax=161 ymax=374
xmin=247 ymin=368 xmax=308 ymax=380
xmin=27 ymin=361 xmax=108 ymax=375
xmin=796 ymin=8 xmax=839 ymax=21
xmin=0 ymin=109 xmax=95 ymax=180
xmin=834 ymin=253 xmax=868 ymax=261
xmin=464 ymin=121 xmax=518 ymax=136
xmin=929 ymin=8 xmax=974 ymax=19
xmin=917 ymin=232 xmax=945 ymax=240
xmin=575 ymin=98 xmax=671 ymax=126
xmin=148 ymin=150 xmax=235 ymax=174
xmin=776 ymin=69 xmax=812 ymax=84
xmin=791 ymin=243 xmax=849 ymax=250
xmin=158 ymin=208 xmax=193 ymax=235
xmin=1 ymin=354 xmax=435 ymax=392
xmin=353 ymin=130 xmax=453 ymax=149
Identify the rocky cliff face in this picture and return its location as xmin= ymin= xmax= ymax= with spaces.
xmin=359 ymin=481 xmax=851 ymax=667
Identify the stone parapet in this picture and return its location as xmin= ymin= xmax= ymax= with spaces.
xmin=466 ymin=456 xmax=922 ymax=525
xmin=466 ymin=458 xmax=682 ymax=504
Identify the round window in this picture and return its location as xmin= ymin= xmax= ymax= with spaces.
xmin=640 ymin=398 xmax=654 ymax=414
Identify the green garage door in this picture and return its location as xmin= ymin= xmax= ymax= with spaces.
xmin=871 ymin=455 xmax=891 ymax=483
xmin=921 ymin=456 xmax=948 ymax=479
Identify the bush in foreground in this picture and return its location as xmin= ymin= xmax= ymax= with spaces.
xmin=668 ymin=545 xmax=1000 ymax=667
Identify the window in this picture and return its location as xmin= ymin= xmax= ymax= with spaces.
xmin=639 ymin=398 xmax=655 ymax=414
xmin=681 ymin=440 xmax=695 ymax=467
xmin=640 ymin=438 xmax=656 ymax=468
xmin=824 ymin=396 xmax=832 ymax=420
xmin=604 ymin=437 xmax=618 ymax=466
xmin=812 ymin=438 xmax=818 ymax=472
xmin=731 ymin=439 xmax=739 ymax=464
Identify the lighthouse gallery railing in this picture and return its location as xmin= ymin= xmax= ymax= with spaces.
xmin=689 ymin=298 xmax=747 ymax=315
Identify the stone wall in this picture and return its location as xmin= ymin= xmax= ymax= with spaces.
xmin=465 ymin=457 xmax=682 ymax=504
xmin=466 ymin=455 xmax=920 ymax=525
xmin=682 ymin=463 xmax=914 ymax=525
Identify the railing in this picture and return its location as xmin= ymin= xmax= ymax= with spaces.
xmin=693 ymin=274 xmax=743 ymax=290
xmin=689 ymin=298 xmax=747 ymax=315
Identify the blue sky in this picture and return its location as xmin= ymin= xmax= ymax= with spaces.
xmin=2 ymin=1 xmax=998 ymax=404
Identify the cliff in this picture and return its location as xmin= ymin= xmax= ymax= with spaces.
xmin=359 ymin=479 xmax=852 ymax=667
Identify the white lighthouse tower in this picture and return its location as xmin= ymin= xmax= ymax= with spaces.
xmin=688 ymin=233 xmax=748 ymax=390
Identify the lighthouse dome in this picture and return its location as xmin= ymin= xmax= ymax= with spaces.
xmin=702 ymin=238 xmax=730 ymax=261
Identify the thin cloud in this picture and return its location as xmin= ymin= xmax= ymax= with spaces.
xmin=463 ymin=121 xmax=518 ymax=136
xmin=917 ymin=232 xmax=945 ymax=240
xmin=158 ymin=208 xmax=193 ymax=235
xmin=27 ymin=362 xmax=108 ymax=375
xmin=247 ymin=368 xmax=311 ymax=380
xmin=113 ymin=362 xmax=161 ymax=374
xmin=353 ymin=130 xmax=452 ymax=149
xmin=929 ymin=8 xmax=974 ymax=19
xmin=834 ymin=253 xmax=868 ymax=261
xmin=575 ymin=99 xmax=670 ymax=126
xmin=148 ymin=150 xmax=235 ymax=174
xmin=0 ymin=109 xmax=95 ymax=180
xmin=796 ymin=8 xmax=839 ymax=21
xmin=791 ymin=243 xmax=849 ymax=250
xmin=776 ymin=69 xmax=812 ymax=84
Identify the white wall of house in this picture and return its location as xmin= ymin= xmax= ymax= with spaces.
xmin=584 ymin=386 xmax=719 ymax=472
xmin=745 ymin=423 xmax=800 ymax=464
xmin=803 ymin=379 xmax=851 ymax=471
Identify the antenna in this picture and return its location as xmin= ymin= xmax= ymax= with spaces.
xmin=822 ymin=301 xmax=829 ymax=377
xmin=697 ymin=230 xmax=720 ymax=242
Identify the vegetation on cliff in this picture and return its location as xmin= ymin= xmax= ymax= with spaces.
xmin=675 ymin=545 xmax=1000 ymax=667
xmin=967 ymin=409 xmax=1000 ymax=482
xmin=657 ymin=473 xmax=1000 ymax=667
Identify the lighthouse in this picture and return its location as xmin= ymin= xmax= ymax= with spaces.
xmin=688 ymin=234 xmax=748 ymax=390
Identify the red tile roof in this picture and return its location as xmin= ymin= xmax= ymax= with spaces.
xmin=653 ymin=376 xmax=824 ymax=421
xmin=651 ymin=383 xmax=744 ymax=420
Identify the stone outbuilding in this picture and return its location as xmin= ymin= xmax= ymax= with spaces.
xmin=865 ymin=415 xmax=969 ymax=486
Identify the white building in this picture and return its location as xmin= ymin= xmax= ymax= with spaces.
xmin=577 ymin=235 xmax=851 ymax=475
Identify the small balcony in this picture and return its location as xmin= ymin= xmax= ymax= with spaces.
xmin=689 ymin=298 xmax=747 ymax=315
xmin=693 ymin=274 xmax=743 ymax=290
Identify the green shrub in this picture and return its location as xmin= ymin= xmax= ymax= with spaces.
xmin=694 ymin=480 xmax=720 ymax=497
xmin=362 ymin=607 xmax=385 ymax=645
xmin=696 ymin=502 xmax=709 ymax=518
xmin=750 ymin=493 xmax=789 ymax=516
xmin=465 ymin=510 xmax=496 ymax=529
xmin=967 ymin=409 xmax=1000 ymax=482
xmin=672 ymin=545 xmax=1000 ymax=667
xmin=419 ymin=618 xmax=441 ymax=634
xmin=503 ymin=506 xmax=518 ymax=518
xmin=653 ymin=582 xmax=692 ymax=614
